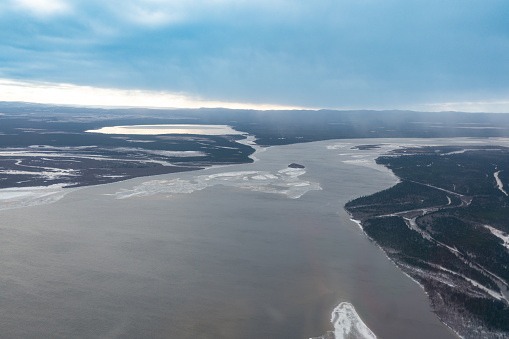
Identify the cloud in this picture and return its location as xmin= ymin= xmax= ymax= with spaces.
xmin=125 ymin=7 xmax=179 ymax=27
xmin=10 ymin=0 xmax=70 ymax=17
xmin=0 ymin=78 xmax=305 ymax=110
xmin=1 ymin=0 xmax=509 ymax=110
xmin=418 ymin=100 xmax=509 ymax=114
xmin=101 ymin=0 xmax=305 ymax=28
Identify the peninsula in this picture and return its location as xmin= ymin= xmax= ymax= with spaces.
xmin=345 ymin=146 xmax=509 ymax=338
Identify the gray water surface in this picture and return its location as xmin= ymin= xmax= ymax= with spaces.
xmin=1 ymin=138 xmax=492 ymax=338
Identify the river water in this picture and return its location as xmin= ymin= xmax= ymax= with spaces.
xmin=4 ymin=137 xmax=506 ymax=338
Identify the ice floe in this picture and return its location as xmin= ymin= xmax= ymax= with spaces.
xmin=114 ymin=167 xmax=321 ymax=200
xmin=114 ymin=178 xmax=208 ymax=199
xmin=0 ymin=184 xmax=76 ymax=211
xmin=330 ymin=303 xmax=377 ymax=339
xmin=326 ymin=143 xmax=352 ymax=150
xmin=311 ymin=302 xmax=377 ymax=339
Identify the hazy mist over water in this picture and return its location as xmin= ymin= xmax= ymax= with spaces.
xmin=1 ymin=138 xmax=498 ymax=338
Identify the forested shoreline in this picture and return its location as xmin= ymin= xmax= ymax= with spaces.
xmin=346 ymin=146 xmax=509 ymax=338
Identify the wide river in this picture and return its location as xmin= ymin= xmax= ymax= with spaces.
xmin=4 ymin=137 xmax=507 ymax=338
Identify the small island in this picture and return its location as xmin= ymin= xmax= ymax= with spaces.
xmin=288 ymin=163 xmax=305 ymax=168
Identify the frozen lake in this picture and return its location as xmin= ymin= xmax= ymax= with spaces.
xmin=86 ymin=124 xmax=244 ymax=136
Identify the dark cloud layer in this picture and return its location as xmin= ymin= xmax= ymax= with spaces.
xmin=1 ymin=0 xmax=509 ymax=110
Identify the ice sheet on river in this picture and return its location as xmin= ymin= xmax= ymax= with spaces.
xmin=0 ymin=184 xmax=76 ymax=211
xmin=114 ymin=167 xmax=321 ymax=199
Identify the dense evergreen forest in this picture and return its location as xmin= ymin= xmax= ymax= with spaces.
xmin=346 ymin=146 xmax=509 ymax=338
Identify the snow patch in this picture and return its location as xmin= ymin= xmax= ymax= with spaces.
xmin=350 ymin=218 xmax=364 ymax=231
xmin=0 ymin=169 xmax=80 ymax=180
xmin=484 ymin=225 xmax=509 ymax=250
xmin=494 ymin=171 xmax=508 ymax=196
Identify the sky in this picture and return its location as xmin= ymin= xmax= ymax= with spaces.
xmin=1 ymin=0 xmax=509 ymax=112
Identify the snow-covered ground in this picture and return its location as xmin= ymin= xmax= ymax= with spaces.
xmin=493 ymin=171 xmax=508 ymax=196
xmin=484 ymin=224 xmax=509 ymax=250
